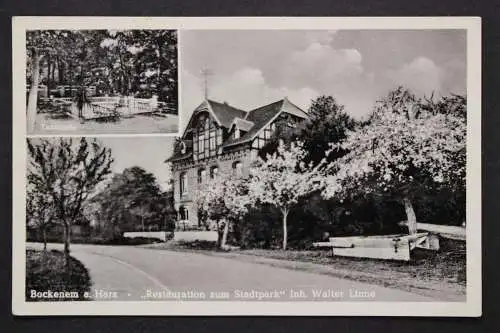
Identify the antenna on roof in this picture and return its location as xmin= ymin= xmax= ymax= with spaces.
xmin=200 ymin=67 xmax=213 ymax=100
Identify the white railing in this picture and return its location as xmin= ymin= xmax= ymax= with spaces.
xmin=90 ymin=96 xmax=121 ymax=104
xmin=39 ymin=95 xmax=166 ymax=119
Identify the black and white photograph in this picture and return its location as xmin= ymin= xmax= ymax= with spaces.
xmin=12 ymin=17 xmax=481 ymax=317
xmin=26 ymin=29 xmax=179 ymax=135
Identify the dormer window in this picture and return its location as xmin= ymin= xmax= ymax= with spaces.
xmin=234 ymin=128 xmax=240 ymax=139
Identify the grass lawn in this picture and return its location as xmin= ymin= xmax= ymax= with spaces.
xmin=26 ymin=249 xmax=92 ymax=301
xmin=146 ymin=238 xmax=465 ymax=301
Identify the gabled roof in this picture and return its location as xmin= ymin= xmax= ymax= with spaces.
xmin=182 ymin=99 xmax=248 ymax=139
xmin=281 ymin=97 xmax=309 ymax=119
xmin=230 ymin=117 xmax=255 ymax=132
xmin=222 ymin=98 xmax=307 ymax=149
xmin=207 ymin=100 xmax=247 ymax=128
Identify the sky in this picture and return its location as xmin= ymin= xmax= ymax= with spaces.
xmin=95 ymin=30 xmax=466 ymax=187
xmin=180 ymin=29 xmax=466 ymax=128
xmin=100 ymin=137 xmax=175 ymax=191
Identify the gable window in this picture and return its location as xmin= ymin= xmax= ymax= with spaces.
xmin=196 ymin=114 xmax=220 ymax=160
xmin=233 ymin=161 xmax=243 ymax=176
xmin=180 ymin=172 xmax=188 ymax=196
xmin=198 ymin=134 xmax=205 ymax=155
xmin=198 ymin=168 xmax=207 ymax=184
xmin=209 ymin=130 xmax=216 ymax=156
xmin=210 ymin=166 xmax=219 ymax=179
xmin=216 ymin=128 xmax=223 ymax=145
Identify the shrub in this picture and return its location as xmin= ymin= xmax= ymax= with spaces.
xmin=26 ymin=249 xmax=92 ymax=301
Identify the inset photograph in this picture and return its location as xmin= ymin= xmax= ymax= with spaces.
xmin=26 ymin=29 xmax=178 ymax=135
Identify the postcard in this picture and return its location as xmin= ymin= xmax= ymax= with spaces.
xmin=12 ymin=16 xmax=481 ymax=316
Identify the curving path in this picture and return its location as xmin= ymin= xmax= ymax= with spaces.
xmin=27 ymin=242 xmax=436 ymax=302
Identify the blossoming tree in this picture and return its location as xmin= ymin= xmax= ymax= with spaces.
xmin=322 ymin=88 xmax=466 ymax=235
xmin=27 ymin=137 xmax=113 ymax=267
xmin=248 ymin=141 xmax=323 ymax=250
xmin=195 ymin=173 xmax=251 ymax=248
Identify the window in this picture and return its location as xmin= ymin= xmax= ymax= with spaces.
xmin=193 ymin=135 xmax=198 ymax=154
xmin=180 ymin=172 xmax=188 ymax=196
xmin=234 ymin=128 xmax=240 ymax=139
xmin=210 ymin=166 xmax=219 ymax=179
xmin=180 ymin=142 xmax=186 ymax=154
xmin=217 ymin=129 xmax=223 ymax=145
xmin=198 ymin=134 xmax=205 ymax=154
xmin=209 ymin=130 xmax=216 ymax=156
xmin=233 ymin=161 xmax=243 ymax=175
xmin=264 ymin=126 xmax=272 ymax=140
xmin=198 ymin=168 xmax=207 ymax=184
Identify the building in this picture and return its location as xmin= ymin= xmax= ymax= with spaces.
xmin=166 ymin=97 xmax=309 ymax=228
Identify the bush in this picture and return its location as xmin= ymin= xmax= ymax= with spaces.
xmin=176 ymin=240 xmax=220 ymax=250
xmin=27 ymin=232 xmax=165 ymax=246
xmin=26 ymin=249 xmax=92 ymax=302
xmin=102 ymin=236 xmax=164 ymax=245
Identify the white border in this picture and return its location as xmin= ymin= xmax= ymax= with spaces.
xmin=12 ymin=16 xmax=482 ymax=317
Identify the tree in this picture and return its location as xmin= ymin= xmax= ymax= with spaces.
xmin=89 ymin=166 xmax=173 ymax=237
xmin=257 ymin=96 xmax=356 ymax=232
xmin=26 ymin=186 xmax=55 ymax=250
xmin=260 ymin=95 xmax=356 ymax=167
xmin=26 ymin=30 xmax=101 ymax=130
xmin=99 ymin=30 xmax=178 ymax=101
xmin=27 ymin=138 xmax=113 ymax=267
xmin=249 ymin=141 xmax=323 ymax=250
xmin=195 ymin=174 xmax=251 ymax=248
xmin=130 ymin=30 xmax=178 ymax=103
xmin=26 ymin=30 xmax=60 ymax=132
xmin=322 ymin=88 xmax=466 ymax=235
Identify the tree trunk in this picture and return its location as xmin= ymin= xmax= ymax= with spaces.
xmin=215 ymin=219 xmax=222 ymax=247
xmin=63 ymin=221 xmax=71 ymax=268
xmin=69 ymin=61 xmax=73 ymax=97
xmin=282 ymin=208 xmax=288 ymax=250
xmin=403 ymin=197 xmax=418 ymax=235
xmin=43 ymin=228 xmax=47 ymax=251
xmin=221 ymin=219 xmax=230 ymax=249
xmin=47 ymin=55 xmax=51 ymax=91
xmin=27 ymin=48 xmax=41 ymax=132
xmin=51 ymin=58 xmax=56 ymax=86
xmin=58 ymin=57 xmax=64 ymax=84
xmin=157 ymin=42 xmax=162 ymax=99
